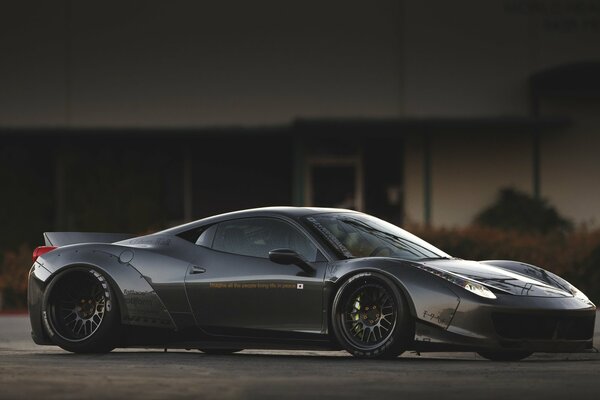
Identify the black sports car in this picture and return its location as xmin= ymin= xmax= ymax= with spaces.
xmin=28 ymin=207 xmax=596 ymax=360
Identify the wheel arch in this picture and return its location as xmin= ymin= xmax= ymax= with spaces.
xmin=36 ymin=246 xmax=176 ymax=330
xmin=43 ymin=262 xmax=129 ymax=326
xmin=326 ymin=267 xmax=418 ymax=337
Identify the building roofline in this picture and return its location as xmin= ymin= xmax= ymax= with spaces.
xmin=0 ymin=115 xmax=571 ymax=136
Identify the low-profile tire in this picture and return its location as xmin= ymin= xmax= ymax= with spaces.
xmin=331 ymin=272 xmax=413 ymax=359
xmin=41 ymin=267 xmax=121 ymax=353
xmin=477 ymin=351 xmax=532 ymax=361
xmin=199 ymin=349 xmax=243 ymax=355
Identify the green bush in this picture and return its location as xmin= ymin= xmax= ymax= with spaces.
xmin=474 ymin=188 xmax=572 ymax=234
xmin=412 ymin=225 xmax=600 ymax=304
xmin=0 ymin=244 xmax=31 ymax=310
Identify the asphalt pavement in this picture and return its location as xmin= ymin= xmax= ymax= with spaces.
xmin=1 ymin=314 xmax=599 ymax=399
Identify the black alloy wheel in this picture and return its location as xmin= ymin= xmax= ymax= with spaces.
xmin=342 ymin=282 xmax=397 ymax=349
xmin=332 ymin=272 xmax=412 ymax=358
xmin=43 ymin=268 xmax=120 ymax=353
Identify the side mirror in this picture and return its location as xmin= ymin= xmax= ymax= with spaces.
xmin=268 ymin=248 xmax=315 ymax=274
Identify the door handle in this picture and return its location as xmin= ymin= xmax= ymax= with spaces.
xmin=189 ymin=266 xmax=206 ymax=274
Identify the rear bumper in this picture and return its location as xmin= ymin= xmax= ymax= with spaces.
xmin=27 ymin=263 xmax=53 ymax=345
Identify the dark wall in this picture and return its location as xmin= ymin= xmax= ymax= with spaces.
xmin=364 ymin=136 xmax=403 ymax=225
xmin=0 ymin=137 xmax=54 ymax=249
xmin=191 ymin=135 xmax=294 ymax=218
xmin=0 ymin=0 xmax=401 ymax=126
xmin=0 ymin=132 xmax=294 ymax=251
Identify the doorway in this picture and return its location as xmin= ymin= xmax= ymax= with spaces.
xmin=305 ymin=156 xmax=364 ymax=211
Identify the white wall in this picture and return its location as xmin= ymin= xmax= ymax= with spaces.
xmin=404 ymin=132 xmax=534 ymax=227
xmin=403 ymin=135 xmax=425 ymax=225
xmin=541 ymin=99 xmax=600 ymax=227
xmin=431 ymin=132 xmax=533 ymax=226
xmin=402 ymin=0 xmax=600 ymax=227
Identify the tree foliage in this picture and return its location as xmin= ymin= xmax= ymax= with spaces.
xmin=474 ymin=188 xmax=572 ymax=234
xmin=0 ymin=244 xmax=32 ymax=309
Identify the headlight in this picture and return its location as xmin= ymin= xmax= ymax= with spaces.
xmin=570 ymin=285 xmax=593 ymax=304
xmin=416 ymin=265 xmax=496 ymax=299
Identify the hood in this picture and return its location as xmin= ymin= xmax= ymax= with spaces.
xmin=417 ymin=259 xmax=572 ymax=298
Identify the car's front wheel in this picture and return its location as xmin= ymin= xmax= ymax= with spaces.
xmin=332 ymin=272 xmax=413 ymax=359
xmin=42 ymin=267 xmax=121 ymax=353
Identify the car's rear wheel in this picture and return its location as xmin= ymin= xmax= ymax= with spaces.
xmin=42 ymin=267 xmax=121 ymax=353
xmin=332 ymin=272 xmax=413 ymax=359
xmin=477 ymin=351 xmax=533 ymax=361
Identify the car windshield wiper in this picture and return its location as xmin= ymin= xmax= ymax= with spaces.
xmin=418 ymin=256 xmax=452 ymax=261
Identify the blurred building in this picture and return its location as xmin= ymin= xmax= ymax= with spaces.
xmin=1 ymin=0 xmax=599 ymax=243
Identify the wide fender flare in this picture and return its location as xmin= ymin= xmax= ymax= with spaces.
xmin=329 ymin=262 xmax=461 ymax=330
xmin=36 ymin=244 xmax=175 ymax=329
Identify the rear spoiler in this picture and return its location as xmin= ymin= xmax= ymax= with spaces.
xmin=43 ymin=232 xmax=136 ymax=247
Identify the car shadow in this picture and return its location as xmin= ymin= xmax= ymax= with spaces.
xmin=34 ymin=349 xmax=600 ymax=363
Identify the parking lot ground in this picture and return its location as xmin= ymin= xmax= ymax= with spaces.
xmin=1 ymin=314 xmax=599 ymax=399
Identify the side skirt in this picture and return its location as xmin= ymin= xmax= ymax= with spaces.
xmin=120 ymin=325 xmax=339 ymax=351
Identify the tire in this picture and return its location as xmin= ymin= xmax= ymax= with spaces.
xmin=331 ymin=272 xmax=413 ymax=359
xmin=477 ymin=351 xmax=532 ymax=361
xmin=42 ymin=267 xmax=121 ymax=353
xmin=199 ymin=349 xmax=243 ymax=355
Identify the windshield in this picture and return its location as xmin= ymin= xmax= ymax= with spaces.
xmin=306 ymin=213 xmax=451 ymax=261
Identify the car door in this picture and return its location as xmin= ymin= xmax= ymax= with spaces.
xmin=184 ymin=217 xmax=328 ymax=336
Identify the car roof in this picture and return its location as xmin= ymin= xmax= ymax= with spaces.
xmin=157 ymin=206 xmax=358 ymax=235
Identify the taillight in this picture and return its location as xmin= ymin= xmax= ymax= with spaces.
xmin=32 ymin=246 xmax=57 ymax=262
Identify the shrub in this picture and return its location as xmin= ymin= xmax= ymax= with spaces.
xmin=474 ymin=188 xmax=572 ymax=234
xmin=0 ymin=244 xmax=32 ymax=310
xmin=411 ymin=225 xmax=600 ymax=304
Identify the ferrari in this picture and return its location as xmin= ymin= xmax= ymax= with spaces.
xmin=28 ymin=207 xmax=596 ymax=360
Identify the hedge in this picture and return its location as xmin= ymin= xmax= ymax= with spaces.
xmin=0 ymin=244 xmax=31 ymax=310
xmin=411 ymin=226 xmax=600 ymax=303
xmin=1 ymin=228 xmax=599 ymax=310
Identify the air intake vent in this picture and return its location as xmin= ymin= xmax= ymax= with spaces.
xmin=492 ymin=313 xmax=594 ymax=340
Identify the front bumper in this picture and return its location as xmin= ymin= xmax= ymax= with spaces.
xmin=413 ymin=292 xmax=596 ymax=353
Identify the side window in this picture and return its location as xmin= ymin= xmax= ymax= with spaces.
xmin=196 ymin=224 xmax=217 ymax=247
xmin=212 ymin=218 xmax=318 ymax=262
xmin=177 ymin=224 xmax=217 ymax=248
